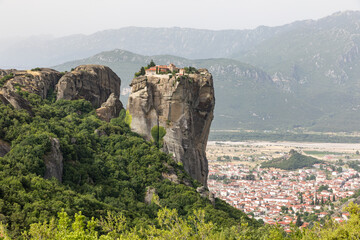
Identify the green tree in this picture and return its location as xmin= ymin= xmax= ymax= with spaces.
xmin=151 ymin=125 xmax=166 ymax=148
xmin=148 ymin=60 xmax=156 ymax=68
xmin=296 ymin=215 xmax=303 ymax=227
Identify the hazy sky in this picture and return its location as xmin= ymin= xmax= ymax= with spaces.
xmin=1 ymin=0 xmax=360 ymax=39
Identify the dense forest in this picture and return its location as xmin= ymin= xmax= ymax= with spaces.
xmin=0 ymin=91 xmax=257 ymax=238
xmin=261 ymin=150 xmax=323 ymax=170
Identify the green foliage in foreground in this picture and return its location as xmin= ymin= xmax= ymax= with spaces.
xmin=2 ymin=202 xmax=360 ymax=239
xmin=0 ymin=93 xmax=255 ymax=238
xmin=261 ymin=150 xmax=323 ymax=170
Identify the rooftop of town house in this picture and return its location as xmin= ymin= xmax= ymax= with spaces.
xmin=208 ymin=162 xmax=360 ymax=228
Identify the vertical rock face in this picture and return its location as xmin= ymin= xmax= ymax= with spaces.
xmin=127 ymin=69 xmax=215 ymax=186
xmin=43 ymin=137 xmax=63 ymax=182
xmin=56 ymin=65 xmax=121 ymax=109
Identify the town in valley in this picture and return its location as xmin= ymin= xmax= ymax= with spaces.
xmin=207 ymin=141 xmax=360 ymax=231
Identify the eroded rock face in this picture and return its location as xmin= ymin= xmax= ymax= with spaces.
xmin=96 ymin=93 xmax=123 ymax=122
xmin=56 ymin=65 xmax=121 ymax=108
xmin=127 ymin=69 xmax=215 ymax=186
xmin=43 ymin=137 xmax=63 ymax=182
xmin=0 ymin=68 xmax=62 ymax=113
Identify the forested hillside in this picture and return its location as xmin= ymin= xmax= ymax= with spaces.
xmin=0 ymin=91 xmax=256 ymax=238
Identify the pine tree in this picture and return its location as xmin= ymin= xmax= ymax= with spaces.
xmin=148 ymin=59 xmax=156 ymax=68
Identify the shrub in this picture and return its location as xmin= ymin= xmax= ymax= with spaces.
xmin=0 ymin=73 xmax=14 ymax=87
xmin=151 ymin=125 xmax=166 ymax=148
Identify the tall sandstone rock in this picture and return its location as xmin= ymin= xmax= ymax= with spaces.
xmin=56 ymin=65 xmax=123 ymax=121
xmin=127 ymin=69 xmax=215 ymax=186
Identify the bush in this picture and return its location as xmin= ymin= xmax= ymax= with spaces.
xmin=0 ymin=73 xmax=14 ymax=87
xmin=151 ymin=125 xmax=166 ymax=148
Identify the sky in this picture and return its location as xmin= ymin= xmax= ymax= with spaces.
xmin=0 ymin=0 xmax=360 ymax=40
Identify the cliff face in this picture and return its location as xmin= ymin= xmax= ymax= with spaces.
xmin=56 ymin=65 xmax=121 ymax=108
xmin=127 ymin=69 xmax=215 ymax=186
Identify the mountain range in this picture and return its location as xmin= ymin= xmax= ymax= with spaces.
xmin=3 ymin=11 xmax=360 ymax=132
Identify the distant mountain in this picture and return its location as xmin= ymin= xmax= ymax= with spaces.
xmin=1 ymin=12 xmax=352 ymax=69
xmin=235 ymin=11 xmax=360 ymax=131
xmin=5 ymin=11 xmax=360 ymax=132
xmin=54 ymin=50 xmax=320 ymax=131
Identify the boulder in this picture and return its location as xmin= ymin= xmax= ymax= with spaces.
xmin=43 ymin=137 xmax=63 ymax=182
xmin=127 ymin=69 xmax=215 ymax=186
xmin=96 ymin=93 xmax=123 ymax=122
xmin=197 ymin=186 xmax=215 ymax=206
xmin=144 ymin=187 xmax=158 ymax=205
xmin=56 ymin=65 xmax=121 ymax=109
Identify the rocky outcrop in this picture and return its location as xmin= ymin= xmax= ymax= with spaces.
xmin=96 ymin=93 xmax=123 ymax=122
xmin=0 ymin=88 xmax=33 ymax=114
xmin=127 ymin=69 xmax=215 ymax=186
xmin=0 ymin=68 xmax=62 ymax=113
xmin=144 ymin=187 xmax=158 ymax=205
xmin=197 ymin=186 xmax=215 ymax=206
xmin=0 ymin=139 xmax=10 ymax=157
xmin=56 ymin=65 xmax=121 ymax=109
xmin=43 ymin=137 xmax=63 ymax=182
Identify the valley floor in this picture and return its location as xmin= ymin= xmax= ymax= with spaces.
xmin=207 ymin=141 xmax=360 ymax=231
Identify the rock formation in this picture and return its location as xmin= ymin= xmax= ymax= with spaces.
xmin=197 ymin=186 xmax=215 ymax=206
xmin=43 ymin=137 xmax=63 ymax=182
xmin=96 ymin=93 xmax=123 ymax=122
xmin=127 ymin=69 xmax=215 ymax=186
xmin=56 ymin=65 xmax=121 ymax=108
xmin=0 ymin=65 xmax=124 ymax=182
xmin=0 ymin=68 xmax=62 ymax=113
xmin=0 ymin=139 xmax=10 ymax=157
